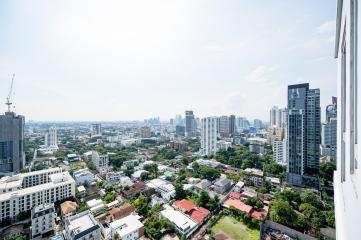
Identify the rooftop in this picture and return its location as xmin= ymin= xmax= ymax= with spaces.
xmin=110 ymin=214 xmax=143 ymax=237
xmin=67 ymin=211 xmax=99 ymax=235
xmin=223 ymin=199 xmax=253 ymax=214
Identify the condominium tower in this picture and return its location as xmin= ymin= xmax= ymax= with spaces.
xmin=185 ymin=111 xmax=196 ymax=137
xmin=0 ymin=111 xmax=25 ymax=175
xmin=201 ymin=117 xmax=218 ymax=156
xmin=286 ymin=83 xmax=320 ymax=187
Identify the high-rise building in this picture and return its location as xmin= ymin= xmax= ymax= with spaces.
xmin=229 ymin=115 xmax=236 ymax=136
xmin=140 ymin=126 xmax=151 ymax=138
xmin=273 ymin=139 xmax=287 ymax=165
xmin=175 ymin=125 xmax=185 ymax=136
xmin=218 ymin=116 xmax=230 ymax=138
xmin=321 ymin=97 xmax=337 ymax=160
xmin=334 ymin=1 xmax=361 ymax=239
xmin=236 ymin=117 xmax=250 ymax=131
xmin=44 ymin=127 xmax=58 ymax=149
xmin=0 ymin=111 xmax=25 ymax=175
xmin=286 ymin=83 xmax=320 ymax=187
xmin=270 ymin=106 xmax=279 ymax=127
xmin=201 ymin=117 xmax=218 ymax=156
xmin=185 ymin=111 xmax=196 ymax=137
xmin=91 ymin=123 xmax=102 ymax=137
xmin=253 ymin=119 xmax=263 ymax=129
xmin=270 ymin=106 xmax=288 ymax=127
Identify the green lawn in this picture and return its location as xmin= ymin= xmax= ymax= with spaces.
xmin=211 ymin=216 xmax=260 ymax=240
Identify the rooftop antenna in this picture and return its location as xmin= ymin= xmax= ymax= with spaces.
xmin=6 ymin=74 xmax=15 ymax=113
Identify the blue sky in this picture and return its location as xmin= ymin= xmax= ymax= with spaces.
xmin=0 ymin=0 xmax=337 ymax=121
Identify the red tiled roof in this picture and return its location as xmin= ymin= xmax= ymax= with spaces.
xmin=110 ymin=203 xmax=135 ymax=221
xmin=188 ymin=207 xmax=210 ymax=223
xmin=229 ymin=192 xmax=242 ymax=200
xmin=223 ymin=199 xmax=252 ymax=214
xmin=173 ymin=199 xmax=196 ymax=213
xmin=250 ymin=209 xmax=267 ymax=220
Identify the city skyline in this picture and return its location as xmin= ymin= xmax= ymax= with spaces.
xmin=0 ymin=0 xmax=336 ymax=121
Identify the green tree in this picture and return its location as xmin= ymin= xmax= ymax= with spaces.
xmin=270 ymin=199 xmax=297 ymax=226
xmin=175 ymin=183 xmax=187 ymax=200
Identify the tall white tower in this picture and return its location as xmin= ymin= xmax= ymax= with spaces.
xmin=45 ymin=127 xmax=58 ymax=149
xmin=201 ymin=117 xmax=218 ymax=156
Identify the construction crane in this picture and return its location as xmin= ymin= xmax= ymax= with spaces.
xmin=6 ymin=73 xmax=15 ymax=112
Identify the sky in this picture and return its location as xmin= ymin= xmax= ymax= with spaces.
xmin=0 ymin=0 xmax=337 ymax=122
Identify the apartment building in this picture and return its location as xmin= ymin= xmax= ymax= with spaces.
xmin=31 ymin=203 xmax=55 ymax=239
xmin=0 ymin=168 xmax=75 ymax=222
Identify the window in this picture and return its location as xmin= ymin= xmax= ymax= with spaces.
xmin=341 ymin=30 xmax=346 ymax=182
xmin=350 ymin=0 xmax=358 ymax=172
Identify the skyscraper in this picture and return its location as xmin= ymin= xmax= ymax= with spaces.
xmin=45 ymin=127 xmax=58 ymax=149
xmin=185 ymin=111 xmax=196 ymax=137
xmin=286 ymin=83 xmax=320 ymax=187
xmin=201 ymin=117 xmax=218 ymax=156
xmin=229 ymin=115 xmax=236 ymax=136
xmin=334 ymin=1 xmax=361 ymax=238
xmin=218 ymin=116 xmax=230 ymax=138
xmin=270 ymin=106 xmax=279 ymax=127
xmin=0 ymin=111 xmax=25 ymax=175
xmin=91 ymin=123 xmax=102 ymax=137
xmin=321 ymin=97 xmax=337 ymax=160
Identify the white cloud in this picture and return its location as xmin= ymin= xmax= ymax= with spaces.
xmin=245 ymin=65 xmax=278 ymax=83
xmin=318 ymin=20 xmax=336 ymax=33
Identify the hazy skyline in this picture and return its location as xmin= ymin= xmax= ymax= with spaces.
xmin=0 ymin=0 xmax=336 ymax=121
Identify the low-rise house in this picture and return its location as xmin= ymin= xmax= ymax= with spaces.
xmin=73 ymin=168 xmax=95 ymax=185
xmin=213 ymin=177 xmax=232 ymax=194
xmin=119 ymin=176 xmax=134 ymax=187
xmin=244 ymin=175 xmax=263 ymax=187
xmin=195 ymin=159 xmax=224 ymax=168
xmin=106 ymin=172 xmax=122 ymax=184
xmin=234 ymin=181 xmax=245 ymax=192
xmin=161 ymin=205 xmax=198 ymax=238
xmin=187 ymin=178 xmax=201 ymax=184
xmin=77 ymin=185 xmax=86 ymax=197
xmin=110 ymin=203 xmax=135 ymax=221
xmin=109 ymin=214 xmax=144 ymax=240
xmin=122 ymin=182 xmax=148 ymax=199
xmin=87 ymin=199 xmax=106 ymax=213
xmin=31 ymin=203 xmax=55 ymax=239
xmin=131 ymin=170 xmax=148 ymax=180
xmin=64 ymin=211 xmax=101 ymax=240
xmin=146 ymin=179 xmax=175 ymax=200
xmin=60 ymin=201 xmax=78 ymax=217
xmin=67 ymin=153 xmax=79 ymax=162
xmin=172 ymin=199 xmax=210 ymax=223
xmin=265 ymin=177 xmax=280 ymax=187
xmin=195 ymin=179 xmax=212 ymax=191
xmin=149 ymin=196 xmax=165 ymax=207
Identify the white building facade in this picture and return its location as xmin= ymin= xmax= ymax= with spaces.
xmin=92 ymin=151 xmax=109 ymax=172
xmin=201 ymin=117 xmax=218 ymax=156
xmin=31 ymin=203 xmax=55 ymax=239
xmin=0 ymin=168 xmax=75 ymax=222
xmin=334 ymin=1 xmax=361 ymax=239
xmin=44 ymin=127 xmax=58 ymax=150
xmin=273 ymin=139 xmax=287 ymax=165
